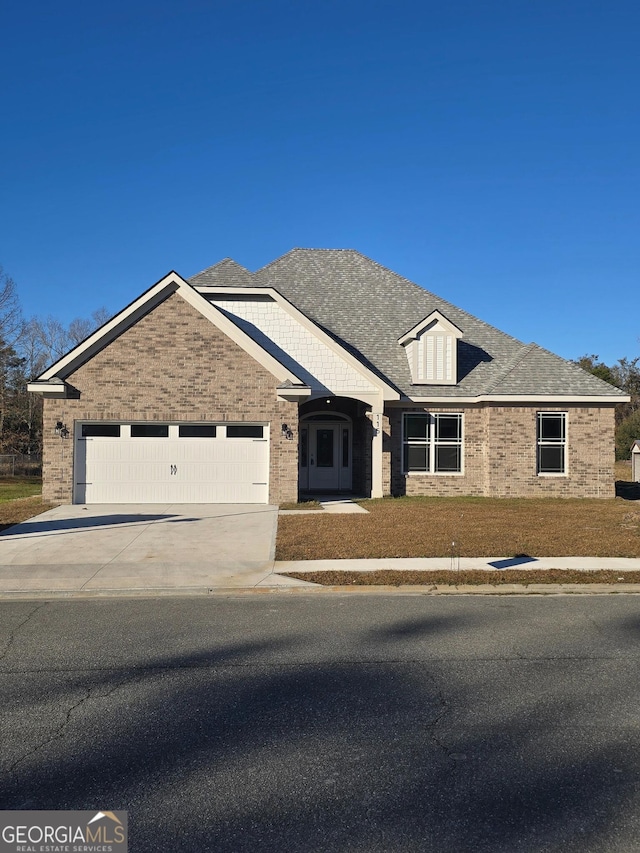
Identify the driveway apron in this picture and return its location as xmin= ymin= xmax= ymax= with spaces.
xmin=0 ymin=504 xmax=299 ymax=593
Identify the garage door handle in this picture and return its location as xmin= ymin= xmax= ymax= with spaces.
xmin=170 ymin=464 xmax=177 ymax=475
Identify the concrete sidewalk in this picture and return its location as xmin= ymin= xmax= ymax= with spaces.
xmin=276 ymin=556 xmax=640 ymax=572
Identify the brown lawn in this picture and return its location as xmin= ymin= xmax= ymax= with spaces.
xmin=276 ymin=461 xmax=640 ymax=560
xmin=0 ymin=495 xmax=55 ymax=533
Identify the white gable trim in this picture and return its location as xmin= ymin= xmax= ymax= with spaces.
xmin=34 ymin=272 xmax=304 ymax=386
xmin=398 ymin=310 xmax=463 ymax=346
xmin=178 ymin=285 xmax=303 ymax=384
xmin=195 ymin=285 xmax=400 ymax=401
xmin=37 ymin=273 xmax=181 ymax=381
xmin=398 ymin=310 xmax=463 ymax=386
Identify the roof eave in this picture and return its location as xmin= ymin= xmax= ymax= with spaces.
xmin=391 ymin=393 xmax=630 ymax=404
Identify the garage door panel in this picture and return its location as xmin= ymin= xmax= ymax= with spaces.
xmin=75 ymin=426 xmax=270 ymax=504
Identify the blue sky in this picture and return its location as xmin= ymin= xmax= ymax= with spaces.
xmin=1 ymin=0 xmax=638 ymax=364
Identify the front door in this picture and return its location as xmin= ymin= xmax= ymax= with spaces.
xmin=303 ymin=421 xmax=352 ymax=492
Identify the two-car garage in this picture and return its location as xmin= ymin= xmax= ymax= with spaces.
xmin=74 ymin=422 xmax=270 ymax=504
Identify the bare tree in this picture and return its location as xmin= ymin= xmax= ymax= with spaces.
xmin=0 ymin=266 xmax=24 ymax=346
xmin=15 ymin=306 xmax=112 ymax=457
xmin=0 ymin=268 xmax=25 ymax=449
xmin=26 ymin=307 xmax=111 ymax=368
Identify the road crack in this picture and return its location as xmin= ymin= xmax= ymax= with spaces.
xmin=0 ymin=602 xmax=47 ymax=664
xmin=6 ymin=673 xmax=146 ymax=774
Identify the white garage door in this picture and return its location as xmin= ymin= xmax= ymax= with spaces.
xmin=74 ymin=423 xmax=269 ymax=504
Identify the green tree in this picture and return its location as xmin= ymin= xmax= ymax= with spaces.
xmin=616 ymin=410 xmax=640 ymax=460
xmin=574 ymin=353 xmax=640 ymax=459
xmin=574 ymin=354 xmax=618 ymax=386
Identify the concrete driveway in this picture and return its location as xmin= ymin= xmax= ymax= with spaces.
xmin=0 ymin=504 xmax=309 ymax=594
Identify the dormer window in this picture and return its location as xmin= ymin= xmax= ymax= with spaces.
xmin=398 ymin=311 xmax=463 ymax=385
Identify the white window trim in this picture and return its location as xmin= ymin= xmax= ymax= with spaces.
xmin=402 ymin=412 xmax=464 ymax=476
xmin=537 ymin=411 xmax=568 ymax=477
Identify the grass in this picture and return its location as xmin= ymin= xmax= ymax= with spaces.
xmin=0 ymin=476 xmax=44 ymax=501
xmin=0 ymin=477 xmax=55 ymax=533
xmin=276 ymin=462 xmax=640 ymax=561
xmin=284 ymin=569 xmax=640 ymax=586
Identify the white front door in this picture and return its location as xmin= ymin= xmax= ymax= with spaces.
xmin=306 ymin=422 xmax=352 ymax=491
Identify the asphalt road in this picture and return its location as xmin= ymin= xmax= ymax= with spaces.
xmin=2 ymin=594 xmax=640 ymax=852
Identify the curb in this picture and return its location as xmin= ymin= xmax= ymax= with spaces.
xmin=2 ymin=583 xmax=640 ymax=600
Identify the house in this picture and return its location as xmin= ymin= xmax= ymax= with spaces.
xmin=28 ymin=249 xmax=627 ymax=504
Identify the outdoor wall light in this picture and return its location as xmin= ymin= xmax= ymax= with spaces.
xmin=281 ymin=423 xmax=294 ymax=440
xmin=55 ymin=421 xmax=69 ymax=439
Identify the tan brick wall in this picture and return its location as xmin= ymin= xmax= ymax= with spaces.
xmin=483 ymin=405 xmax=616 ymax=498
xmin=385 ymin=403 xmax=616 ymax=499
xmin=42 ymin=292 xmax=298 ymax=504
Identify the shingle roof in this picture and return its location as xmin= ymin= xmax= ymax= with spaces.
xmin=191 ymin=258 xmax=252 ymax=288
xmin=189 ymin=249 xmax=626 ymax=400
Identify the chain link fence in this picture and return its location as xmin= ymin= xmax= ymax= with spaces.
xmin=0 ymin=454 xmax=42 ymax=477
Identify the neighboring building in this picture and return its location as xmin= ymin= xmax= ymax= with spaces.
xmin=632 ymin=441 xmax=640 ymax=482
xmin=29 ymin=249 xmax=627 ymax=504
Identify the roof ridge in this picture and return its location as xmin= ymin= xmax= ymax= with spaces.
xmin=483 ymin=342 xmax=538 ymax=394
xmin=527 ymin=340 xmax=630 ymax=395
xmin=253 ymin=247 xmax=359 ymax=275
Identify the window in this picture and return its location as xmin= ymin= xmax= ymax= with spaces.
xmin=537 ymin=412 xmax=566 ymax=474
xmin=402 ymin=413 xmax=463 ymax=473
xmin=81 ymin=424 xmax=121 ymax=438
xmin=316 ymin=429 xmax=334 ymax=467
xmin=227 ymin=425 xmax=264 ymax=438
xmin=131 ymin=424 xmax=169 ymax=438
xmin=178 ymin=425 xmax=217 ymax=438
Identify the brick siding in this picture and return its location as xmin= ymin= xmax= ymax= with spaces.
xmin=42 ymin=292 xmax=298 ymax=504
xmin=386 ymin=404 xmax=616 ymax=499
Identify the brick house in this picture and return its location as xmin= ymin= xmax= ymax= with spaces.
xmin=29 ymin=249 xmax=627 ymax=504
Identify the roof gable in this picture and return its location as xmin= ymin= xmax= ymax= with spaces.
xmin=194 ymin=285 xmax=399 ymax=403
xmin=398 ymin=310 xmax=463 ymax=345
xmin=30 ymin=272 xmax=306 ymax=391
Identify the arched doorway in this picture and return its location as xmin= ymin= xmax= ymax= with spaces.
xmin=299 ymin=412 xmax=352 ymax=492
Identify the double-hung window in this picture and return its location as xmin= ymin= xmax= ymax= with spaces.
xmin=403 ymin=413 xmax=463 ymax=474
xmin=537 ymin=412 xmax=567 ymax=474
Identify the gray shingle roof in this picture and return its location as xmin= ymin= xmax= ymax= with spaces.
xmin=191 ymin=258 xmax=252 ymax=288
xmin=190 ymin=249 xmax=626 ymax=400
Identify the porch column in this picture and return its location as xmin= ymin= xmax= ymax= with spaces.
xmin=370 ymin=409 xmax=384 ymax=499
